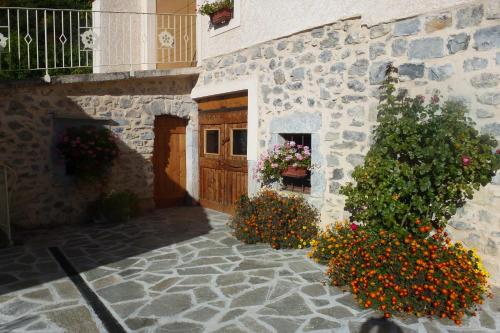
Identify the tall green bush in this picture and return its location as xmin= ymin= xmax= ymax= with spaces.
xmin=341 ymin=65 xmax=500 ymax=236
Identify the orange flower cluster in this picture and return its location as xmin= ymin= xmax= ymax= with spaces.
xmin=309 ymin=222 xmax=490 ymax=324
xmin=231 ymin=190 xmax=319 ymax=249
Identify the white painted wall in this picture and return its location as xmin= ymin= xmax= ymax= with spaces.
xmin=92 ymin=0 xmax=156 ymax=72
xmin=196 ymin=0 xmax=472 ymax=60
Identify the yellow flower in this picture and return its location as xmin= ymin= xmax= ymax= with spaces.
xmin=303 ymin=226 xmax=307 ymax=230
xmin=298 ymin=245 xmax=303 ymax=249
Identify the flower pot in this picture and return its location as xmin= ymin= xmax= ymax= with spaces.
xmin=210 ymin=8 xmax=233 ymax=26
xmin=281 ymin=166 xmax=308 ymax=178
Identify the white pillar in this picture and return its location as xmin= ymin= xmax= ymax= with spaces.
xmin=141 ymin=0 xmax=157 ymax=70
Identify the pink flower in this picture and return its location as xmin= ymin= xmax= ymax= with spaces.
xmin=416 ymin=95 xmax=425 ymax=103
xmin=351 ymin=223 xmax=359 ymax=231
xmin=271 ymin=163 xmax=278 ymax=168
xmin=285 ymin=155 xmax=293 ymax=161
xmin=289 ymin=141 xmax=296 ymax=147
xmin=431 ymin=95 xmax=440 ymax=104
xmin=462 ymin=155 xmax=471 ymax=166
xmin=295 ymin=153 xmax=304 ymax=161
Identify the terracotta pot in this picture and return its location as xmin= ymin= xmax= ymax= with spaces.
xmin=281 ymin=166 xmax=308 ymax=178
xmin=210 ymin=8 xmax=233 ymax=25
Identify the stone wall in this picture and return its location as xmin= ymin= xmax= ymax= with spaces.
xmin=195 ymin=0 xmax=500 ymax=283
xmin=0 ymin=76 xmax=197 ymax=229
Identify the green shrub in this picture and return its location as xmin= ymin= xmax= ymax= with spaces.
xmin=199 ymin=0 xmax=233 ymax=16
xmin=230 ymin=190 xmax=319 ymax=249
xmin=88 ymin=191 xmax=140 ymax=224
xmin=340 ymin=65 xmax=500 ymax=236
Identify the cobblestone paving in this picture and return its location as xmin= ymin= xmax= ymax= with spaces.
xmin=0 ymin=207 xmax=499 ymax=332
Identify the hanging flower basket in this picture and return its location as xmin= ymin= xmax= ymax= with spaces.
xmin=210 ymin=8 xmax=233 ymax=25
xmin=281 ymin=166 xmax=308 ymax=178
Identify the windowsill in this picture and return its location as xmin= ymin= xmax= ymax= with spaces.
xmin=278 ymin=189 xmax=312 ymax=198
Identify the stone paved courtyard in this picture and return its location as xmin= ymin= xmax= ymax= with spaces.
xmin=0 ymin=207 xmax=499 ymax=332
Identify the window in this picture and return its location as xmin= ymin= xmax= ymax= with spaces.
xmin=205 ymin=129 xmax=220 ymax=154
xmin=280 ymin=133 xmax=312 ymax=194
xmin=231 ymin=128 xmax=247 ymax=156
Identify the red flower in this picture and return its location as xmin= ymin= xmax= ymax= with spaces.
xmin=351 ymin=223 xmax=359 ymax=231
xmin=462 ymin=155 xmax=471 ymax=167
xmin=496 ymin=149 xmax=500 ymax=155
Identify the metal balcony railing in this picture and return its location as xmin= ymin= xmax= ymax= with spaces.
xmin=0 ymin=7 xmax=197 ymax=80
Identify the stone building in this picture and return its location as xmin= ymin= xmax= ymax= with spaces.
xmin=0 ymin=0 xmax=499 ymax=283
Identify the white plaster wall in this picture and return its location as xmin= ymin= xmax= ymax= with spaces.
xmin=197 ymin=0 xmax=472 ymax=60
xmin=92 ymin=0 xmax=156 ymax=72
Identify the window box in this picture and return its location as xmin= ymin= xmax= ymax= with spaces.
xmin=210 ymin=7 xmax=233 ymax=26
xmin=281 ymin=166 xmax=308 ymax=178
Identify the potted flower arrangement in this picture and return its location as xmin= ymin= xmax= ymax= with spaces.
xmin=255 ymin=141 xmax=312 ymax=185
xmin=199 ymin=0 xmax=234 ymax=26
xmin=57 ymin=126 xmax=119 ymax=183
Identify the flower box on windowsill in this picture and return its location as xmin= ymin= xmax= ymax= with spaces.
xmin=210 ymin=8 xmax=233 ymax=26
xmin=281 ymin=166 xmax=308 ymax=179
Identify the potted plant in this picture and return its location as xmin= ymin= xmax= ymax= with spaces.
xmin=255 ymin=141 xmax=312 ymax=185
xmin=199 ymin=0 xmax=234 ymax=26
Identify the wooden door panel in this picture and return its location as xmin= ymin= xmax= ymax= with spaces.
xmin=154 ymin=116 xmax=187 ymax=208
xmin=198 ymin=93 xmax=248 ymax=214
xmin=225 ymin=170 xmax=248 ymax=213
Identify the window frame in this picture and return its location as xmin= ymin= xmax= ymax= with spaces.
xmin=204 ymin=128 xmax=221 ymax=156
xmin=230 ymin=127 xmax=248 ymax=157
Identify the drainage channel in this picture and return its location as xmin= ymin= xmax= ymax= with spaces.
xmin=49 ymin=247 xmax=127 ymax=333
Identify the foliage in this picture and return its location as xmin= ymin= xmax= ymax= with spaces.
xmin=231 ymin=190 xmax=319 ymax=249
xmin=198 ymin=0 xmax=233 ymax=16
xmin=0 ymin=0 xmax=92 ymax=80
xmin=255 ymin=141 xmax=312 ymax=185
xmin=88 ymin=191 xmax=140 ymax=224
xmin=340 ymin=65 xmax=500 ymax=236
xmin=57 ymin=126 xmax=119 ymax=183
xmin=309 ymin=222 xmax=490 ymax=324
xmin=0 ymin=0 xmax=92 ymax=8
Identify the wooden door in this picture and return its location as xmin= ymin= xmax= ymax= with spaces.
xmin=153 ymin=116 xmax=187 ymax=208
xmin=198 ymin=93 xmax=248 ymax=214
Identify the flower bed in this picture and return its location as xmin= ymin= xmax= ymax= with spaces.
xmin=310 ymin=223 xmax=489 ymax=324
xmin=230 ymin=190 xmax=319 ymax=249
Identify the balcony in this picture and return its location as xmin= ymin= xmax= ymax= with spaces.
xmin=0 ymin=7 xmax=197 ymax=81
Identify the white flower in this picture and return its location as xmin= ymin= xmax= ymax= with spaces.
xmin=158 ymin=31 xmax=175 ymax=48
xmin=80 ymin=30 xmax=97 ymax=49
xmin=0 ymin=33 xmax=8 ymax=50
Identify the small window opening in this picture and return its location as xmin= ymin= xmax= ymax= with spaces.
xmin=280 ymin=133 xmax=312 ymax=194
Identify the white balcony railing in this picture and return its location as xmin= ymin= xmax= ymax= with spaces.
xmin=0 ymin=7 xmax=197 ymax=80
